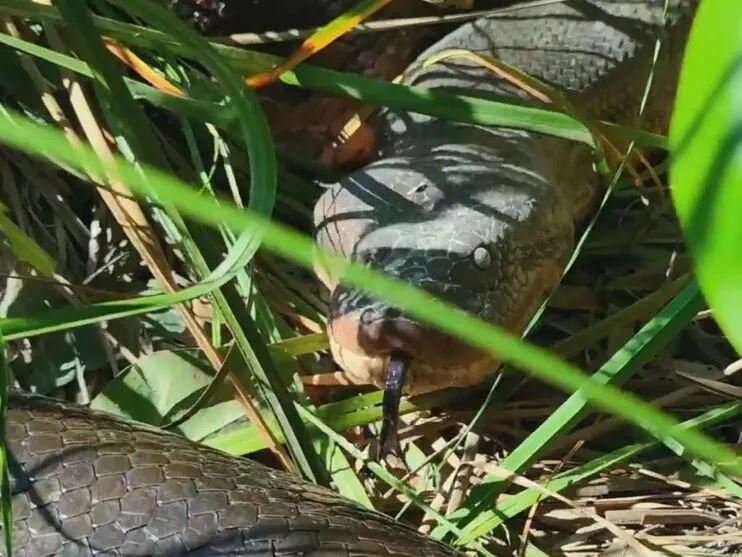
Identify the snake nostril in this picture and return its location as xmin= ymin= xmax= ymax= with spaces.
xmin=358 ymin=305 xmax=402 ymax=327
xmin=359 ymin=307 xmax=378 ymax=326
xmin=385 ymin=307 xmax=402 ymax=319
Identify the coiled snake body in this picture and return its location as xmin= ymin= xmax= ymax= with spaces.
xmin=3 ymin=391 xmax=462 ymax=556
xmin=3 ymin=1 xmax=697 ymax=555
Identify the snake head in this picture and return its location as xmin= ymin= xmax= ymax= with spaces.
xmin=314 ymin=146 xmax=575 ymax=396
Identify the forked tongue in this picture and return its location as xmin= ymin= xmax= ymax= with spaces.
xmin=378 ymin=350 xmax=411 ymax=461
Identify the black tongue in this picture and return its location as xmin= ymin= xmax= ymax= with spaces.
xmin=377 ymin=351 xmax=411 ymax=461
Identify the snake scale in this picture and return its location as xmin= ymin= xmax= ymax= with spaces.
xmin=3 ymin=0 xmax=698 ymax=555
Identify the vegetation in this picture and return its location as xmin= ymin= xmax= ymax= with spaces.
xmin=0 ymin=0 xmax=740 ymax=554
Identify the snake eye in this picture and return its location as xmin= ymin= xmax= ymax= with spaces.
xmin=472 ymin=246 xmax=492 ymax=270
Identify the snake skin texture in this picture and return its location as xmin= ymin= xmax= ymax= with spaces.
xmin=1 ymin=391 xmax=463 ymax=556
xmin=314 ymin=0 xmax=698 ymax=395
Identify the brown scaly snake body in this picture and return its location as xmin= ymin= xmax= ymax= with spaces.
xmin=3 ymin=1 xmax=698 ymax=555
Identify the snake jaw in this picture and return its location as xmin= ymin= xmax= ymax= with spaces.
xmin=378 ymin=351 xmax=411 ymax=461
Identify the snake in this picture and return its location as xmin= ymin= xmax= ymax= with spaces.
xmin=2 ymin=0 xmax=698 ymax=555
xmin=312 ymin=0 xmax=698 ymax=453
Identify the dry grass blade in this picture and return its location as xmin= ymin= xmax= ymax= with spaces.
xmin=212 ymin=1 xmax=579 ymax=47
xmin=102 ymin=37 xmax=185 ymax=97
xmin=518 ymin=441 xmax=584 ymax=557
xmin=246 ymin=0 xmax=395 ymax=89
xmin=674 ymin=369 xmax=742 ymax=401
xmin=631 ymin=466 xmax=738 ymax=505
xmin=551 ymin=359 xmax=737 ymax=453
xmin=477 ymin=461 xmax=657 ymax=557
xmin=212 ymin=8 xmax=515 ymax=46
xmin=725 ymin=359 xmax=742 ymax=376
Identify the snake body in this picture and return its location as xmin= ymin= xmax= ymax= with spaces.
xmin=2 ymin=1 xmax=699 ymax=555
xmin=2 ymin=391 xmax=462 ymax=556
xmin=314 ymin=0 xmax=697 ymax=395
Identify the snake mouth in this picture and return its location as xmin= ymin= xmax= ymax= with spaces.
xmin=326 ymin=287 xmax=497 ymax=456
xmin=328 ymin=327 xmax=495 ymax=460
xmin=328 ymin=309 xmax=490 ymax=374
xmin=327 ymin=310 xmax=496 ymax=396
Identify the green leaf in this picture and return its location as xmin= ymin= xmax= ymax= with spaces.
xmin=90 ymin=349 xmax=243 ymax=441
xmin=669 ymin=0 xmax=742 ymax=356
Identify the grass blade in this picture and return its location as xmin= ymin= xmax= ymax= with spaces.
xmin=437 ymin=281 xmax=704 ymax=543
xmin=1 ymin=110 xmax=740 ymax=489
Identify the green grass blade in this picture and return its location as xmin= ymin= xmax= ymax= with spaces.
xmin=550 ymin=273 xmax=693 ymax=359
xmin=204 ymin=267 xmax=331 ymax=485
xmin=439 ymin=281 xmax=705 ymax=543
xmin=55 ymin=0 xmax=170 ymax=171
xmin=295 ymin=404 xmax=493 ymax=556
xmin=202 ymin=388 xmax=459 ymax=454
xmin=0 ymin=31 xmax=242 ymax=131
xmin=0 ymin=327 xmax=11 ymax=556
xmin=314 ymin=436 xmax=374 ymax=510
xmin=0 ymin=201 xmax=55 ymax=276
xmin=1 ymin=110 xmax=740 ymax=489
xmin=0 ymin=0 xmax=669 ymax=149
xmin=468 ymin=401 xmax=742 ymax=540
xmin=0 ymin=225 xmax=264 ymax=340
